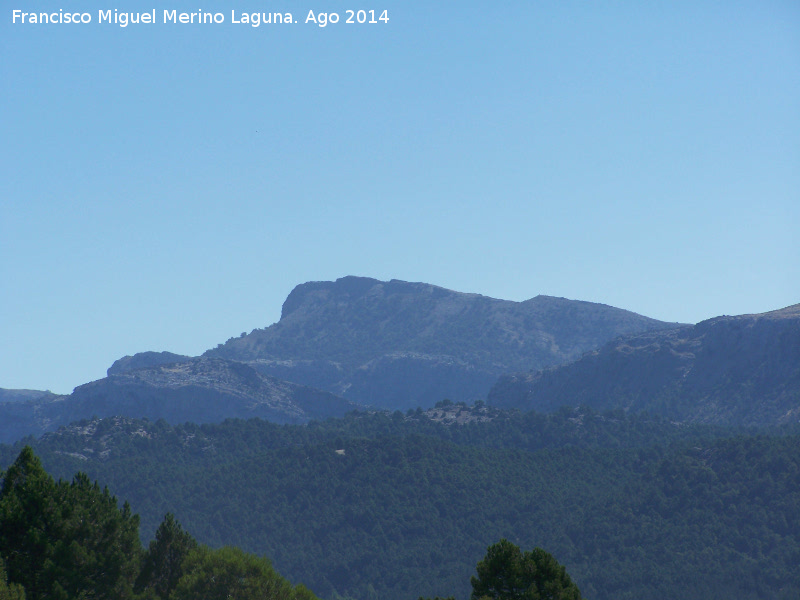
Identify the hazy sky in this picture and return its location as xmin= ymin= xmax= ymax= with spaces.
xmin=2 ymin=1 xmax=798 ymax=394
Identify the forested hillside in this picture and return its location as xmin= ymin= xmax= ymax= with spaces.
xmin=3 ymin=407 xmax=797 ymax=600
xmin=490 ymin=304 xmax=800 ymax=425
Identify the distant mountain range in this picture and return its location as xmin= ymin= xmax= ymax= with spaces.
xmin=203 ymin=276 xmax=681 ymax=409
xmin=1 ymin=277 xmax=797 ymax=444
xmin=0 ymin=358 xmax=360 ymax=443
xmin=489 ymin=304 xmax=800 ymax=426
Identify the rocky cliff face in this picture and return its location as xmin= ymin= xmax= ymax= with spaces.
xmin=205 ymin=276 xmax=681 ymax=408
xmin=489 ymin=304 xmax=800 ymax=426
xmin=107 ymin=351 xmax=191 ymax=376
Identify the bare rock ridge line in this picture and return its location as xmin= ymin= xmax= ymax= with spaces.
xmin=202 ymin=276 xmax=683 ymax=409
xmin=107 ymin=351 xmax=191 ymax=376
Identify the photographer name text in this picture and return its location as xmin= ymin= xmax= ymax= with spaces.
xmin=11 ymin=8 xmax=389 ymax=27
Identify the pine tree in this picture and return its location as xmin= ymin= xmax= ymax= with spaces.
xmin=49 ymin=472 xmax=141 ymax=599
xmin=0 ymin=447 xmax=58 ymax=598
xmin=0 ymin=447 xmax=142 ymax=600
xmin=171 ymin=545 xmax=317 ymax=600
xmin=135 ymin=513 xmax=198 ymax=599
xmin=470 ymin=539 xmax=581 ymax=600
xmin=0 ymin=558 xmax=25 ymax=600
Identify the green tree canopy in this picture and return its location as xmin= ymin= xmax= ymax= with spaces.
xmin=0 ymin=447 xmax=141 ymax=600
xmin=171 ymin=545 xmax=318 ymax=600
xmin=135 ymin=513 xmax=198 ymax=599
xmin=0 ymin=447 xmax=57 ymax=598
xmin=470 ymin=539 xmax=582 ymax=600
xmin=0 ymin=558 xmax=25 ymax=600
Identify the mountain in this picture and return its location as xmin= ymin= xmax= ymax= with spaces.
xmin=204 ymin=276 xmax=682 ymax=409
xmin=107 ymin=351 xmax=191 ymax=376
xmin=0 ymin=388 xmax=57 ymax=403
xmin=0 ymin=358 xmax=360 ymax=444
xmin=489 ymin=304 xmax=800 ymax=426
xmin=2 ymin=277 xmax=681 ymax=444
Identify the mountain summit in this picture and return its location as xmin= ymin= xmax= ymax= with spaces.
xmin=205 ymin=276 xmax=681 ymax=409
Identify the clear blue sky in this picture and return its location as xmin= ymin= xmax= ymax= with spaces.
xmin=2 ymin=1 xmax=798 ymax=394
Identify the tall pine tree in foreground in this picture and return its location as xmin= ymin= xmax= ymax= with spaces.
xmin=0 ymin=447 xmax=55 ymax=598
xmin=135 ymin=513 xmax=198 ymax=599
xmin=0 ymin=446 xmax=141 ymax=599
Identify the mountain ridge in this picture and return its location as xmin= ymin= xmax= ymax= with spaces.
xmin=489 ymin=302 xmax=800 ymax=425
xmin=205 ymin=276 xmax=683 ymax=408
xmin=0 ymin=388 xmax=57 ymax=403
xmin=0 ymin=358 xmax=362 ymax=444
xmin=107 ymin=351 xmax=192 ymax=376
